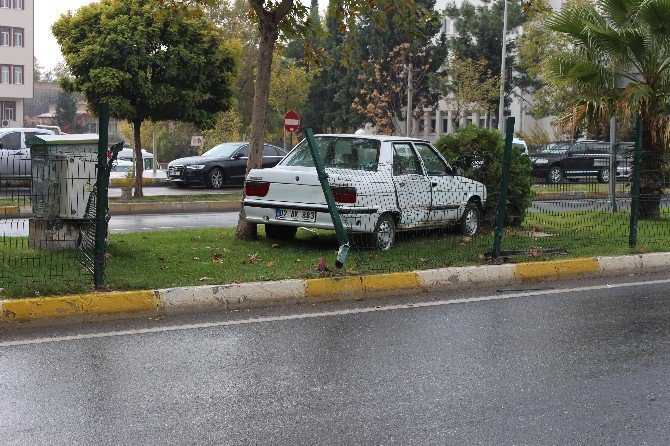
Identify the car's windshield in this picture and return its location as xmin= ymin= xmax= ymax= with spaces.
xmin=202 ymin=143 xmax=244 ymax=158
xmin=282 ymin=136 xmax=380 ymax=171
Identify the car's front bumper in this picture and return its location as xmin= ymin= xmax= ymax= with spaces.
xmin=167 ymin=166 xmax=207 ymax=184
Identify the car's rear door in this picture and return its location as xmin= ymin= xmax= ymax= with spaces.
xmin=413 ymin=142 xmax=460 ymax=222
xmin=228 ymin=144 xmax=249 ymax=183
xmin=391 ymin=142 xmax=431 ymax=227
xmin=262 ymin=144 xmax=285 ymax=168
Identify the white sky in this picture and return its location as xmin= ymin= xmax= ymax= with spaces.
xmin=35 ymin=0 xmax=449 ymax=71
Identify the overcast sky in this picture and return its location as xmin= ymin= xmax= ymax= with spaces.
xmin=35 ymin=0 xmax=449 ymax=71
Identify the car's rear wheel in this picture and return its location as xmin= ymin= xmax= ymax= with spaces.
xmin=265 ymin=224 xmax=297 ymax=241
xmin=374 ymin=214 xmax=395 ymax=251
xmin=207 ymin=167 xmax=225 ymax=189
xmin=598 ymin=168 xmax=610 ymax=183
xmin=547 ymin=166 xmax=563 ymax=184
xmin=460 ymin=202 xmax=481 ymax=237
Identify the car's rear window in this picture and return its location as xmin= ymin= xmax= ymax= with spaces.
xmin=282 ymin=137 xmax=380 ymax=171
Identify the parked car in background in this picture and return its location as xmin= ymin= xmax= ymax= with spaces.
xmin=117 ymin=147 xmax=154 ymax=171
xmin=243 ymin=135 xmax=487 ymax=250
xmin=531 ymin=140 xmax=614 ymax=183
xmin=0 ymin=127 xmax=55 ymax=179
xmin=167 ymin=142 xmax=287 ymax=189
xmin=512 ymin=138 xmax=529 ymax=156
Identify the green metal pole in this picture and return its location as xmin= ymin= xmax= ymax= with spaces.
xmin=629 ymin=117 xmax=643 ymax=248
xmin=305 ymin=128 xmax=349 ymax=268
xmin=492 ymin=116 xmax=515 ymax=258
xmin=94 ymin=103 xmax=110 ymax=288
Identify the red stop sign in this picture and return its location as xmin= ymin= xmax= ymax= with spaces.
xmin=284 ymin=110 xmax=300 ymax=133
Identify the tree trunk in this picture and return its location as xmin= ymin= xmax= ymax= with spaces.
xmin=133 ymin=119 xmax=144 ymax=198
xmin=638 ymin=116 xmax=662 ymax=219
xmin=235 ymin=17 xmax=280 ymax=240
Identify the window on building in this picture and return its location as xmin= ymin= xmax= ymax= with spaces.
xmin=12 ymin=0 xmax=23 ymax=9
xmin=1 ymin=101 xmax=15 ymax=121
xmin=13 ymin=28 xmax=23 ymax=47
xmin=0 ymin=27 xmax=9 ymax=46
xmin=0 ymin=0 xmax=9 ymax=9
xmin=12 ymin=66 xmax=22 ymax=84
xmin=0 ymin=65 xmax=9 ymax=84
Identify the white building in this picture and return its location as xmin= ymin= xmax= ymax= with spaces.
xmin=418 ymin=0 xmax=563 ymax=142
xmin=0 ymin=0 xmax=33 ymax=127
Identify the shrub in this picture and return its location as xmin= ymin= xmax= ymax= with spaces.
xmin=435 ymin=125 xmax=533 ymax=226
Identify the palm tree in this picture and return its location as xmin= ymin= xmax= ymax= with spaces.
xmin=546 ymin=0 xmax=670 ymax=219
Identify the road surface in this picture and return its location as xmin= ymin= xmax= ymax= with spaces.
xmin=1 ymin=273 xmax=669 ymax=445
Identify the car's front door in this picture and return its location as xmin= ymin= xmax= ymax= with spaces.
xmin=392 ymin=142 xmax=431 ymax=227
xmin=228 ymin=144 xmax=249 ymax=183
xmin=413 ymin=143 xmax=461 ymax=223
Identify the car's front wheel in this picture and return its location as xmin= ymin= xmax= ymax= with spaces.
xmin=265 ymin=224 xmax=297 ymax=241
xmin=207 ymin=167 xmax=225 ymax=189
xmin=374 ymin=214 xmax=395 ymax=251
xmin=460 ymin=202 xmax=481 ymax=237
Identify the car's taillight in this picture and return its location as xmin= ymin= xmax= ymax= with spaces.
xmin=246 ymin=181 xmax=270 ymax=197
xmin=332 ymin=186 xmax=357 ymax=204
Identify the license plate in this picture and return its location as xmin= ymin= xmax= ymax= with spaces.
xmin=275 ymin=208 xmax=316 ymax=222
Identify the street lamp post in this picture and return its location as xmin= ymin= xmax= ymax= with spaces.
xmin=497 ymin=0 xmax=509 ymax=133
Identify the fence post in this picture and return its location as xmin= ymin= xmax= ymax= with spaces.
xmin=94 ymin=103 xmax=110 ymax=288
xmin=492 ymin=116 xmax=515 ymax=259
xmin=609 ymin=117 xmax=617 ymax=213
xmin=305 ymin=128 xmax=349 ymax=268
xmin=628 ymin=117 xmax=643 ymax=248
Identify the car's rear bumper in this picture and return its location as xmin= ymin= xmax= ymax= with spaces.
xmin=244 ymin=200 xmax=379 ymax=233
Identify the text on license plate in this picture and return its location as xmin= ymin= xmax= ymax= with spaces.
xmin=275 ymin=208 xmax=316 ymax=222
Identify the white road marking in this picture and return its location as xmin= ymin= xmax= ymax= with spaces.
xmin=2 ymin=277 xmax=669 ymax=348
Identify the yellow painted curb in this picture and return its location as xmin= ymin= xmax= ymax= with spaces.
xmin=1 ymin=290 xmax=159 ymax=323
xmin=514 ymin=258 xmax=600 ymax=281
xmin=0 ymin=205 xmax=20 ymax=215
xmin=305 ymin=272 xmax=421 ymax=298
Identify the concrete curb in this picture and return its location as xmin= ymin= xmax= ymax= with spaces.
xmin=1 ymin=252 xmax=668 ymax=326
xmin=108 ymin=200 xmax=240 ymax=215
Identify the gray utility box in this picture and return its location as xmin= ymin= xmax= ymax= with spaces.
xmin=27 ymin=134 xmax=100 ymax=250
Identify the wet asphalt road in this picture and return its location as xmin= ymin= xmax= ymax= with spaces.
xmin=1 ymin=273 xmax=669 ymax=445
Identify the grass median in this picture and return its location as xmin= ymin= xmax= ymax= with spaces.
xmin=0 ymin=210 xmax=669 ymax=298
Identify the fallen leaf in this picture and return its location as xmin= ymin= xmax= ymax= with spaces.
xmin=267 ymin=261 xmax=275 ymax=267
xmin=271 ymin=243 xmax=281 ymax=249
xmin=193 ymin=257 xmax=200 ymax=260
xmin=199 ymin=277 xmax=212 ymax=281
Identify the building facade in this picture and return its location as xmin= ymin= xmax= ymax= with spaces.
xmin=0 ymin=0 xmax=32 ymax=127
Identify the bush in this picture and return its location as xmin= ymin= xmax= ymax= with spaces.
xmin=435 ymin=125 xmax=533 ymax=226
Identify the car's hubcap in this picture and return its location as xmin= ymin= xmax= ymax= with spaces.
xmin=211 ymin=170 xmax=223 ymax=188
xmin=550 ymin=169 xmax=561 ymax=183
xmin=377 ymin=219 xmax=393 ymax=250
xmin=465 ymin=210 xmax=478 ymax=236
xmin=602 ymin=170 xmax=609 ymax=182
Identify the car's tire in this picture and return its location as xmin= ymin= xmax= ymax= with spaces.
xmin=373 ymin=214 xmax=396 ymax=251
xmin=460 ymin=202 xmax=481 ymax=237
xmin=598 ymin=169 xmax=610 ymax=183
xmin=546 ymin=166 xmax=564 ymax=184
xmin=265 ymin=224 xmax=297 ymax=241
xmin=207 ymin=167 xmax=225 ymax=189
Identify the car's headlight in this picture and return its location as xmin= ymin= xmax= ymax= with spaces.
xmin=533 ymin=158 xmax=549 ymax=164
xmin=186 ymin=164 xmax=206 ymax=170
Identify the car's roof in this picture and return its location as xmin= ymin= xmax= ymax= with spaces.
xmin=0 ymin=128 xmax=55 ymax=134
xmin=315 ymin=133 xmax=428 ymax=143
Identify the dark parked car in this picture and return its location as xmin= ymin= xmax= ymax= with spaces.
xmin=531 ymin=141 xmax=614 ymax=183
xmin=167 ymin=142 xmax=287 ymax=188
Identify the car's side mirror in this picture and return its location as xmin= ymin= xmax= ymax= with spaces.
xmin=233 ymin=153 xmax=244 ymax=159
xmin=453 ymin=166 xmax=463 ymax=177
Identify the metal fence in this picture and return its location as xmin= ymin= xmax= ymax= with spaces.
xmin=0 ymin=106 xmax=114 ymax=297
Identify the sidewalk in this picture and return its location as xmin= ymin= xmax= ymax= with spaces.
xmin=2 ymin=252 xmax=668 ymax=327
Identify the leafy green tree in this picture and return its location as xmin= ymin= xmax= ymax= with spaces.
xmin=547 ymin=0 xmax=670 ymax=219
xmin=55 ymin=90 xmax=78 ymax=134
xmin=445 ymin=0 xmax=527 ymax=119
xmin=52 ymin=0 xmax=237 ymax=197
xmin=435 ymin=126 xmax=532 ymax=226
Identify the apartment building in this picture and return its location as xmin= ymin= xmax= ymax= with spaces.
xmin=0 ymin=0 xmax=33 ymax=127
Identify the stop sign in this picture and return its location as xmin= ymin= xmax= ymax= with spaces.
xmin=284 ymin=110 xmax=300 ymax=133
